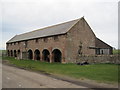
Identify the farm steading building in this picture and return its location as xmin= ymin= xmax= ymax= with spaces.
xmin=6 ymin=17 xmax=113 ymax=63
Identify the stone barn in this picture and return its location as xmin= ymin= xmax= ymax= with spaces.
xmin=6 ymin=17 xmax=113 ymax=63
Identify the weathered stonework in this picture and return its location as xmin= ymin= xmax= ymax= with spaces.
xmin=76 ymin=55 xmax=119 ymax=64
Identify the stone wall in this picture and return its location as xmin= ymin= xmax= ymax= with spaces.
xmin=66 ymin=18 xmax=96 ymax=62
xmin=76 ymin=55 xmax=119 ymax=64
xmin=6 ymin=34 xmax=67 ymax=63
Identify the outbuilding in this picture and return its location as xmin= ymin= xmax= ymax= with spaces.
xmin=6 ymin=17 xmax=113 ymax=63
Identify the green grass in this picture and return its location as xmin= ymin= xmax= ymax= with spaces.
xmin=113 ymin=49 xmax=120 ymax=55
xmin=0 ymin=50 xmax=6 ymax=53
xmin=2 ymin=56 xmax=119 ymax=84
xmin=0 ymin=50 xmax=6 ymax=57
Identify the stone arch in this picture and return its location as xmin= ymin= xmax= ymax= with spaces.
xmin=42 ymin=49 xmax=50 ymax=62
xmin=7 ymin=50 xmax=10 ymax=56
xmin=28 ymin=49 xmax=33 ymax=60
xmin=10 ymin=50 xmax=13 ymax=57
xmin=52 ymin=49 xmax=62 ymax=63
xmin=34 ymin=49 xmax=40 ymax=60
xmin=14 ymin=50 xmax=17 ymax=57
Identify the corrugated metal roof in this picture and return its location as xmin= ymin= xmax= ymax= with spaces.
xmin=7 ymin=18 xmax=81 ymax=43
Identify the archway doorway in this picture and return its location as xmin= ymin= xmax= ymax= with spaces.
xmin=10 ymin=50 xmax=13 ymax=57
xmin=42 ymin=49 xmax=50 ymax=62
xmin=34 ymin=49 xmax=40 ymax=60
xmin=28 ymin=49 xmax=33 ymax=60
xmin=14 ymin=50 xmax=17 ymax=57
xmin=7 ymin=50 xmax=10 ymax=56
xmin=52 ymin=49 xmax=62 ymax=62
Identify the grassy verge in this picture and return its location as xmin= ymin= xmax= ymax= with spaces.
xmin=2 ymin=56 xmax=119 ymax=84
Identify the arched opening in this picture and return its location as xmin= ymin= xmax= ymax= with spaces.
xmin=34 ymin=49 xmax=40 ymax=60
xmin=18 ymin=50 xmax=20 ymax=55
xmin=28 ymin=49 xmax=33 ymax=60
xmin=52 ymin=49 xmax=62 ymax=63
xmin=10 ymin=50 xmax=13 ymax=57
xmin=42 ymin=49 xmax=50 ymax=62
xmin=7 ymin=50 xmax=10 ymax=56
xmin=14 ymin=50 xmax=17 ymax=57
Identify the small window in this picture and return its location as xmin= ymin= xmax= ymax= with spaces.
xmin=25 ymin=41 xmax=27 ymax=44
xmin=18 ymin=42 xmax=20 ymax=44
xmin=14 ymin=42 xmax=16 ymax=45
xmin=54 ymin=36 xmax=59 ymax=41
xmin=43 ymin=38 xmax=48 ymax=42
xmin=35 ymin=39 xmax=38 ymax=43
xmin=101 ymin=50 xmax=104 ymax=54
xmin=96 ymin=49 xmax=100 ymax=55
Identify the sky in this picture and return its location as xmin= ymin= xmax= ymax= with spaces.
xmin=0 ymin=0 xmax=119 ymax=50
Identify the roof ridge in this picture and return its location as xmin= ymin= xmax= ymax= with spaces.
xmin=66 ymin=17 xmax=83 ymax=32
xmin=6 ymin=35 xmax=17 ymax=43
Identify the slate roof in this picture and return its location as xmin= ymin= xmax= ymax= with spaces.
xmin=7 ymin=18 xmax=81 ymax=43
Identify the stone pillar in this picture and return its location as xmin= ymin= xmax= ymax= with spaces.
xmin=62 ymin=50 xmax=66 ymax=63
xmin=33 ymin=52 xmax=35 ymax=60
xmin=20 ymin=52 xmax=22 ymax=59
xmin=50 ymin=53 xmax=53 ymax=63
xmin=17 ymin=51 xmax=19 ymax=59
xmin=13 ymin=51 xmax=14 ymax=57
xmin=40 ymin=53 xmax=43 ymax=62
xmin=49 ymin=47 xmax=53 ymax=63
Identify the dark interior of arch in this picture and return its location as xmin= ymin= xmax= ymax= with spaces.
xmin=11 ymin=50 xmax=13 ymax=56
xmin=42 ymin=49 xmax=50 ymax=62
xmin=14 ymin=50 xmax=17 ymax=57
xmin=28 ymin=50 xmax=33 ymax=60
xmin=7 ymin=50 xmax=10 ymax=56
xmin=18 ymin=50 xmax=20 ymax=54
xmin=52 ymin=49 xmax=62 ymax=63
xmin=34 ymin=49 xmax=40 ymax=60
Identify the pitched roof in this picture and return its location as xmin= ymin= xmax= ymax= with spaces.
xmin=7 ymin=18 xmax=81 ymax=43
xmin=95 ymin=38 xmax=113 ymax=48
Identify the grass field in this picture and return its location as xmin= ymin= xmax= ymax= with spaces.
xmin=113 ymin=49 xmax=120 ymax=55
xmin=0 ymin=50 xmax=6 ymax=57
xmin=2 ymin=56 xmax=119 ymax=84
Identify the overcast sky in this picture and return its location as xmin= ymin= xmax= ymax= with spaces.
xmin=1 ymin=0 xmax=119 ymax=50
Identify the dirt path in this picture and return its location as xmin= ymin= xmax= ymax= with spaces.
xmin=2 ymin=64 xmax=87 ymax=88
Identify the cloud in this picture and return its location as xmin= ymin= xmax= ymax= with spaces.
xmin=1 ymin=0 xmax=118 ymax=49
